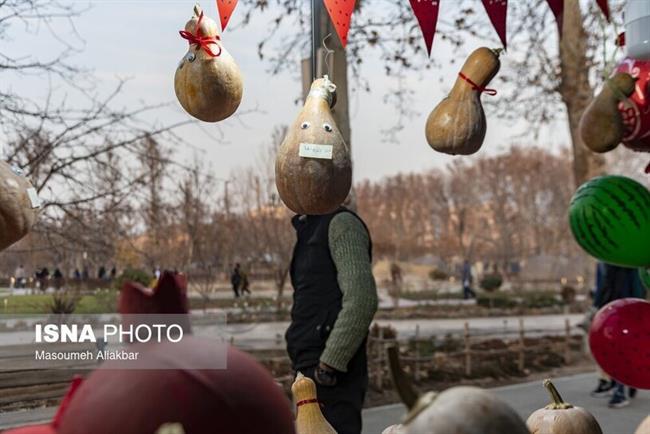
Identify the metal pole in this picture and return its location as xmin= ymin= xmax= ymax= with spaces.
xmin=311 ymin=0 xmax=321 ymax=81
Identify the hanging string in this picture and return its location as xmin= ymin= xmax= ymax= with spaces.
xmin=179 ymin=11 xmax=222 ymax=57
xmin=322 ymin=33 xmax=335 ymax=78
xmin=458 ymin=72 xmax=497 ymax=96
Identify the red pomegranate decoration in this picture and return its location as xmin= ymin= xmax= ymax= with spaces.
xmin=589 ymin=298 xmax=650 ymax=389
xmin=614 ymin=57 xmax=650 ymax=151
xmin=55 ymin=337 xmax=295 ymax=434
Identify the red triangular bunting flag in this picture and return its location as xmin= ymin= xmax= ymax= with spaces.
xmin=216 ymin=0 xmax=238 ymax=31
xmin=481 ymin=0 xmax=508 ymax=49
xmin=546 ymin=0 xmax=564 ymax=38
xmin=409 ymin=0 xmax=441 ymax=57
xmin=323 ymin=0 xmax=356 ymax=48
xmin=596 ymin=0 xmax=610 ymax=22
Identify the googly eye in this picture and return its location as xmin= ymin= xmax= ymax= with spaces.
xmin=186 ymin=52 xmax=196 ymax=62
xmin=300 ymin=122 xmax=311 ymax=130
xmin=323 ymin=123 xmax=333 ymax=132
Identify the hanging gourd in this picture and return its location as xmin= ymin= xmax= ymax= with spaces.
xmin=386 ymin=346 xmax=529 ymax=434
xmin=526 ymin=379 xmax=603 ymax=434
xmin=275 ymin=76 xmax=351 ymax=215
xmin=614 ymin=57 xmax=650 ymax=152
xmin=174 ymin=4 xmax=243 ymax=122
xmin=0 ymin=161 xmax=40 ymax=251
xmin=579 ymin=73 xmax=637 ymax=153
xmin=568 ymin=175 xmax=650 ymax=267
xmin=635 ymin=416 xmax=650 ymax=434
xmin=425 ymin=47 xmax=501 ymax=155
xmin=292 ymin=373 xmax=337 ymax=434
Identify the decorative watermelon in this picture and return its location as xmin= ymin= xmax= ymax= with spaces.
xmin=639 ymin=268 xmax=650 ymax=290
xmin=589 ymin=298 xmax=650 ymax=389
xmin=569 ymin=176 xmax=650 ymax=267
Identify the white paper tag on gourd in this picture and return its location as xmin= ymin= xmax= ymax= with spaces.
xmin=27 ymin=188 xmax=41 ymax=209
xmin=299 ymin=143 xmax=333 ymax=160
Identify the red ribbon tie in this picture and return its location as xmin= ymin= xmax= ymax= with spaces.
xmin=296 ymin=398 xmax=321 ymax=408
xmin=458 ymin=72 xmax=497 ymax=96
xmin=179 ymin=11 xmax=222 ymax=57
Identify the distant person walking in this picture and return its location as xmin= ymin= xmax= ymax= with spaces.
xmin=230 ymin=263 xmax=242 ymax=298
xmin=239 ymin=267 xmax=251 ymax=296
xmin=110 ymin=266 xmax=117 ymax=280
xmin=73 ymin=269 xmax=81 ymax=280
xmin=590 ymin=262 xmax=645 ymax=408
xmin=14 ymin=264 xmax=25 ymax=289
xmin=98 ymin=266 xmax=107 ymax=280
xmin=461 ymin=259 xmax=476 ymax=299
xmin=53 ymin=268 xmax=64 ymax=290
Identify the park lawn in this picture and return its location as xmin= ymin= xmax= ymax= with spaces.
xmin=0 ymin=292 xmax=119 ymax=314
xmin=0 ymin=292 xmax=293 ymax=314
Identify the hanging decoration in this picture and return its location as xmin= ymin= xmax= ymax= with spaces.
xmin=568 ymin=175 xmax=650 ymax=268
xmin=216 ymin=0 xmax=238 ymax=31
xmin=481 ymin=0 xmax=508 ymax=49
xmin=589 ymin=298 xmax=650 ymax=389
xmin=275 ymin=76 xmax=352 ymax=215
xmin=175 ymin=4 xmax=243 ymax=123
xmin=596 ymin=0 xmax=610 ymax=22
xmin=323 ymin=0 xmax=356 ymax=48
xmin=579 ymin=72 xmax=637 ymax=153
xmin=0 ymin=161 xmax=40 ymax=252
xmin=425 ymin=47 xmax=502 ymax=155
xmin=409 ymin=0 xmax=441 ymax=56
xmin=546 ymin=0 xmax=564 ymax=37
xmin=614 ymin=57 xmax=650 ymax=151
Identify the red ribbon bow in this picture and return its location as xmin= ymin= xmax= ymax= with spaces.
xmin=458 ymin=72 xmax=497 ymax=96
xmin=179 ymin=11 xmax=222 ymax=57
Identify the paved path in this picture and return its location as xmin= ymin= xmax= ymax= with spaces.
xmin=362 ymin=373 xmax=649 ymax=434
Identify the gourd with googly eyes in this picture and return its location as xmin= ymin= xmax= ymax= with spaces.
xmin=0 ymin=160 xmax=40 ymax=251
xmin=174 ymin=4 xmax=243 ymax=123
xmin=275 ymin=76 xmax=352 ymax=215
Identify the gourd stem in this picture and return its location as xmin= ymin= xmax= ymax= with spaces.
xmin=492 ymin=48 xmax=504 ymax=57
xmin=543 ymin=379 xmax=571 ymax=408
xmin=544 ymin=379 xmax=564 ymax=404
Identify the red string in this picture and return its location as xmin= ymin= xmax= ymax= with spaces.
xmin=179 ymin=11 xmax=222 ymax=57
xmin=458 ymin=72 xmax=497 ymax=96
xmin=296 ymin=398 xmax=321 ymax=408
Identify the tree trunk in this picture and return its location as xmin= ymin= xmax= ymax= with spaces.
xmin=558 ymin=0 xmax=606 ymax=187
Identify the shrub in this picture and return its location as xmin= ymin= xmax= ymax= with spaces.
xmin=429 ymin=269 xmax=449 ymax=281
xmin=477 ymin=292 xmax=517 ymax=309
xmin=113 ymin=268 xmax=151 ymax=290
xmin=525 ymin=292 xmax=560 ymax=308
xmin=479 ymin=273 xmax=503 ymax=292
xmin=561 ymin=286 xmax=577 ymax=304
xmin=50 ymin=291 xmax=81 ymax=314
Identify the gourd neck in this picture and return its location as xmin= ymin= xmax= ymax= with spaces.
xmin=543 ymin=379 xmax=573 ymax=410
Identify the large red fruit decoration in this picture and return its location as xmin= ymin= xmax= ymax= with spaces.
xmin=589 ymin=298 xmax=650 ymax=389
xmin=56 ymin=337 xmax=296 ymax=434
xmin=614 ymin=57 xmax=650 ymax=151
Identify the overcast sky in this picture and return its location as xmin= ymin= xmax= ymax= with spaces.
xmin=4 ymin=0 xmax=574 ymax=183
